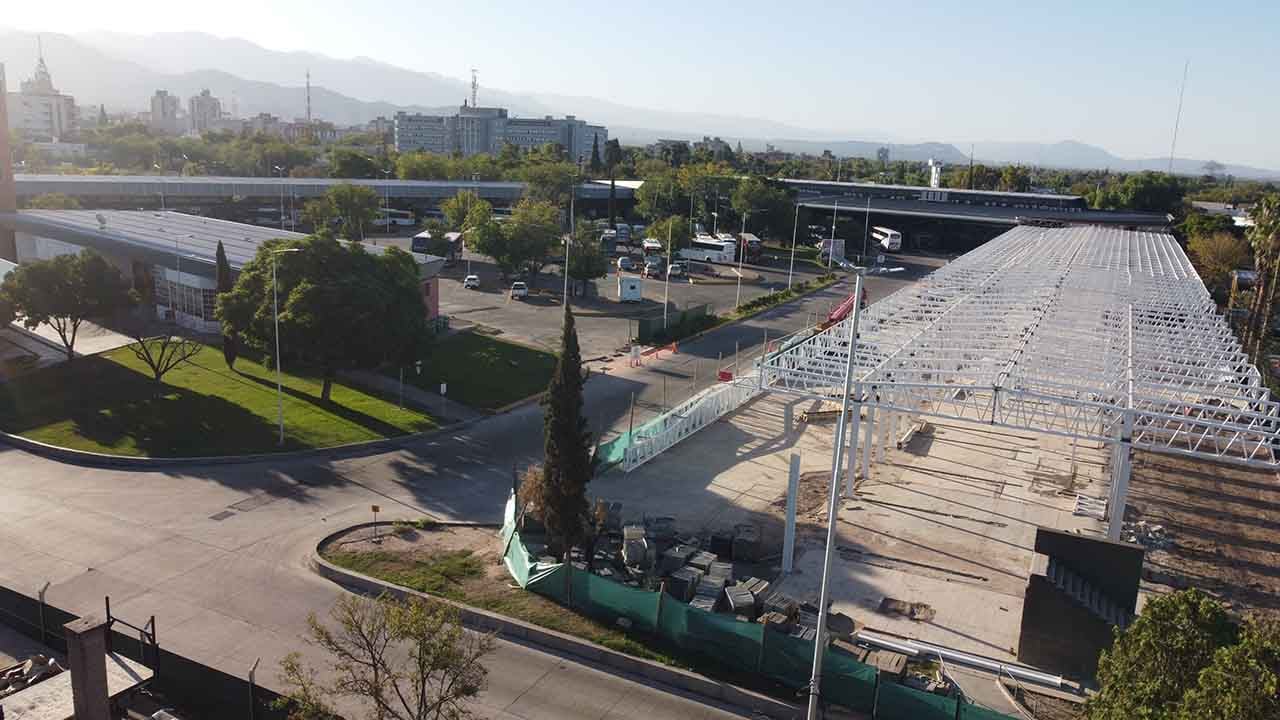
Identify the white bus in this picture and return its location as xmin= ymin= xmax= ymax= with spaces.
xmin=373 ymin=208 xmax=416 ymax=229
xmin=679 ymin=235 xmax=736 ymax=263
xmin=872 ymin=226 xmax=902 ymax=252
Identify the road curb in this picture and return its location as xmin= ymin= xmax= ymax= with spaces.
xmin=311 ymin=522 xmax=800 ymax=719
xmin=0 ymin=416 xmax=485 ymax=469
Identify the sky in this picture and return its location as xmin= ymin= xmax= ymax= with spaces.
xmin=6 ymin=0 xmax=1278 ymax=168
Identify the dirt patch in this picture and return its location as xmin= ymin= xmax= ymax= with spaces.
xmin=1126 ymin=452 xmax=1280 ymax=618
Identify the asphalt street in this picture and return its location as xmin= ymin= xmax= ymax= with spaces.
xmin=0 ymin=257 xmax=942 ymax=718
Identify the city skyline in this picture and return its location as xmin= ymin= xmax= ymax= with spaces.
xmin=2 ymin=1 xmax=1278 ymax=170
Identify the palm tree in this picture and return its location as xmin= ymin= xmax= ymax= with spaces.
xmin=1243 ymin=195 xmax=1280 ymax=365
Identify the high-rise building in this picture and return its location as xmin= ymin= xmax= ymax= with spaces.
xmin=149 ymin=90 xmax=181 ymax=135
xmin=187 ymin=89 xmax=222 ymax=134
xmin=394 ymin=105 xmax=607 ymax=161
xmin=5 ymin=42 xmax=77 ymax=141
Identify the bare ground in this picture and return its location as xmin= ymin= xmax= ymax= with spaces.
xmin=1126 ymin=451 xmax=1280 ymax=618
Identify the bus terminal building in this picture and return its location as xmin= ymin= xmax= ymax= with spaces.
xmin=0 ymin=209 xmax=444 ymax=334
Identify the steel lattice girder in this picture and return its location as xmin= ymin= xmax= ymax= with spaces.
xmin=760 ymin=225 xmax=1280 ymax=467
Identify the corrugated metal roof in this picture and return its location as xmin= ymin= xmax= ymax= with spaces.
xmin=0 ymin=210 xmax=432 ymax=274
xmin=799 ymin=195 xmax=1169 ymax=227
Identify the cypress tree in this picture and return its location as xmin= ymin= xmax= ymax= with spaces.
xmin=215 ymin=240 xmax=239 ymax=368
xmin=589 ymin=135 xmax=603 ymax=175
xmin=538 ymin=304 xmax=594 ymax=560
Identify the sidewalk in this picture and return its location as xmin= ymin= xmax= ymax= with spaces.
xmin=342 ymin=369 xmax=486 ymax=423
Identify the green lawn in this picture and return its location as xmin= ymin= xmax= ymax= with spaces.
xmin=400 ymin=332 xmax=557 ymax=411
xmin=0 ymin=343 xmax=437 ymax=457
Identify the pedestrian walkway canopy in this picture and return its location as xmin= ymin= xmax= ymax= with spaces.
xmin=760 ymin=225 xmax=1279 ymax=468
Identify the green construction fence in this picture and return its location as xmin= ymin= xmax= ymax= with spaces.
xmin=500 ymin=494 xmax=1016 ymax=719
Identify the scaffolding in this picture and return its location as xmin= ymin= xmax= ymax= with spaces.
xmin=753 ymin=225 xmax=1278 ymax=538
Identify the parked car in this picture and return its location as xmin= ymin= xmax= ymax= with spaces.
xmin=617 ymin=256 xmax=636 ymax=272
xmin=643 ymin=256 xmax=665 ymax=277
xmin=463 ymin=274 xmax=481 ymax=289
xmin=510 ymin=281 xmax=529 ymax=299
xmin=667 ymin=262 xmax=685 ymax=277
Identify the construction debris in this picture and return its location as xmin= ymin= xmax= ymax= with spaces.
xmin=0 ymin=655 xmax=64 ymax=699
xmin=877 ymin=597 xmax=937 ymax=622
xmin=1123 ymin=520 xmax=1172 ymax=550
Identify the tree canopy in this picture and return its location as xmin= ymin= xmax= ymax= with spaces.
xmin=1087 ymin=589 xmax=1245 ymax=720
xmin=440 ymin=190 xmax=488 ymax=232
xmin=1188 ymin=232 xmax=1251 ymax=294
xmin=0 ymin=249 xmax=133 ymax=360
xmin=301 ymin=183 xmax=380 ymax=240
xmin=216 ymin=235 xmax=425 ymax=400
xmin=566 ymin=225 xmax=608 ymax=296
xmin=25 ymin=193 xmax=82 ymax=209
xmin=470 ymin=200 xmax=560 ymax=281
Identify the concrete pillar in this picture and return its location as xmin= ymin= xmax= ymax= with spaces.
xmin=1107 ymin=412 xmax=1133 ymax=542
xmin=0 ymin=64 xmax=18 ymax=262
xmin=64 ymin=614 xmax=111 ymax=720
xmin=783 ymin=453 xmax=800 ymax=573
xmin=861 ymin=406 xmax=875 ymax=481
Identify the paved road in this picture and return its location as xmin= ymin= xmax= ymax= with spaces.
xmin=0 ymin=262 xmax=939 ymax=718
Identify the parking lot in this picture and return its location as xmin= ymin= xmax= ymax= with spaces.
xmin=416 ymin=237 xmax=949 ymax=359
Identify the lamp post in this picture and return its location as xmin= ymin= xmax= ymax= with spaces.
xmin=271 ymin=247 xmax=301 ymax=445
xmin=663 ymin=176 xmax=677 ymax=329
xmin=381 ymin=168 xmax=392 ymax=235
xmin=153 ymin=163 xmax=165 ymax=211
xmin=711 ymin=211 xmax=719 ymax=236
xmin=827 ymin=199 xmax=840 ymax=270
xmin=862 ymin=194 xmax=872 ymax=264
xmin=273 ymin=165 xmax=285 ymax=231
xmin=564 ymin=157 xmax=582 ymax=304
xmin=787 ymin=202 xmax=801 ymax=290
xmin=735 ymin=208 xmax=760 ymax=311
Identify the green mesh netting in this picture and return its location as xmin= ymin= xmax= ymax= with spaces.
xmin=876 ymin=680 xmax=959 ymax=720
xmin=500 ymin=493 xmax=1012 ymax=720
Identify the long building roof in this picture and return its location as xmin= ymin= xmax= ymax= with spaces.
xmin=800 ymin=194 xmax=1169 ymax=227
xmin=0 ymin=210 xmax=432 ymax=275
xmin=13 ymin=174 xmax=631 ymax=202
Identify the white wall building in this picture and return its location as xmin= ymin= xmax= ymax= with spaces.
xmin=394 ymin=105 xmax=607 ymax=159
xmin=149 ymin=90 xmax=182 ymax=135
xmin=5 ymin=49 xmax=77 ymax=141
xmin=188 ymin=89 xmax=223 ymax=134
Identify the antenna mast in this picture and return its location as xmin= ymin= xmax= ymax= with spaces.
xmin=471 ymin=69 xmax=478 ymax=108
xmin=1167 ymin=60 xmax=1190 ymax=175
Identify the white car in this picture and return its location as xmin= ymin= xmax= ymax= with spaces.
xmin=510 ymin=281 xmax=529 ymax=299
xmin=463 ymin=274 xmax=480 ymax=289
xmin=667 ymin=263 xmax=685 ymax=277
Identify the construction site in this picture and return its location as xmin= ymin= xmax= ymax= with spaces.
xmin=561 ymin=223 xmax=1280 ymax=714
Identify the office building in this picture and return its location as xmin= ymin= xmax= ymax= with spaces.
xmin=149 ymin=90 xmax=181 ymax=135
xmin=394 ymin=105 xmax=607 ymax=160
xmin=5 ymin=45 xmax=77 ymax=141
xmin=187 ymin=89 xmax=223 ymax=134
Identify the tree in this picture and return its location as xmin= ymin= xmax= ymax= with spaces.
xmin=589 ymin=135 xmax=603 ymax=175
xmin=440 ymin=190 xmax=487 ymax=232
xmin=505 ymin=200 xmax=561 ymax=281
xmin=876 ymin=146 xmax=890 ymax=169
xmin=646 ymin=215 xmax=692 ymax=253
xmin=396 ymin=151 xmax=449 ymax=181
xmin=635 ymin=168 xmax=682 ymax=221
xmin=999 ymin=164 xmax=1032 ymax=193
xmin=1188 ymin=232 xmax=1251 ymax=294
xmin=1087 ymin=589 xmax=1238 ymax=720
xmin=531 ymin=305 xmax=595 ymax=559
xmin=25 ymin=193 xmax=82 ymax=209
xmin=1175 ymin=618 xmax=1280 ymax=720
xmin=127 ymin=334 xmax=204 ymax=382
xmin=521 ymin=161 xmax=576 ymax=207
xmin=277 ymin=594 xmax=494 ymax=720
xmin=302 ymin=183 xmax=380 ymax=241
xmin=566 ymin=225 xmax=608 ymax=297
xmin=730 ymin=176 xmax=796 ymax=241
xmin=215 ymin=240 xmax=239 ymax=368
xmin=0 ymin=249 xmax=133 ymax=361
xmin=327 ymin=148 xmax=380 ymax=179
xmin=217 ymin=236 xmax=425 ymax=401
xmin=1243 ymin=195 xmax=1280 ymax=363
xmin=604 ymin=139 xmax=624 ymax=229
xmin=1180 ymin=209 xmax=1236 ymax=240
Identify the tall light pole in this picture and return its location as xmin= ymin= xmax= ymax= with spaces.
xmin=787 ymin=202 xmax=801 ymax=290
xmin=380 ymin=168 xmax=392 ymax=233
xmin=827 ymin=199 xmax=840 ymax=270
xmin=663 ymin=176 xmax=676 ymax=329
xmin=271 ymin=247 xmax=301 ymax=446
xmin=273 ymin=165 xmax=285 ymax=231
xmin=564 ymin=158 xmax=581 ymax=303
xmin=862 ymin=194 xmax=872 ymax=263
xmin=153 ymin=163 xmax=165 ymax=211
xmin=711 ymin=211 xmax=719 ymax=236
xmin=735 ymin=209 xmax=751 ymax=310
xmin=806 ymin=270 xmax=865 ymax=720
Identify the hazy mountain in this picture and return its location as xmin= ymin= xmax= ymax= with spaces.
xmin=3 ymin=29 xmax=1276 ymax=178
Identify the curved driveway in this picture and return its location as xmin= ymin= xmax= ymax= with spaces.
xmin=0 ymin=261 xmax=935 ymax=718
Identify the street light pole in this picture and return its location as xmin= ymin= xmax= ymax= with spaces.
xmin=787 ymin=202 xmax=801 ymax=290
xmin=735 ymin=209 xmax=751 ymax=311
xmin=828 ymin=199 xmax=840 ymax=270
xmin=381 ymin=168 xmax=392 ymax=234
xmin=273 ymin=165 xmax=285 ymax=231
xmin=862 ymin=194 xmax=872 ymax=263
xmin=271 ymin=248 xmax=301 ymax=445
xmin=565 ymin=160 xmax=580 ymax=304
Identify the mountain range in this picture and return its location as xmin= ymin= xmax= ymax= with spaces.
xmin=2 ymin=29 xmax=1277 ymax=179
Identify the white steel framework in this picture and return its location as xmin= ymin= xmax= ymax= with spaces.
xmin=759 ymin=225 xmax=1280 ymax=469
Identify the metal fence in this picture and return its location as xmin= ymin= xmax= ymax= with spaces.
xmin=619 ymin=375 xmax=763 ymax=471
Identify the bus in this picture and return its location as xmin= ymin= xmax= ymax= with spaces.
xmin=679 ymin=235 xmax=736 ymax=263
xmin=374 ymin=208 xmax=416 ymax=229
xmin=871 ymin=226 xmax=902 ymax=252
